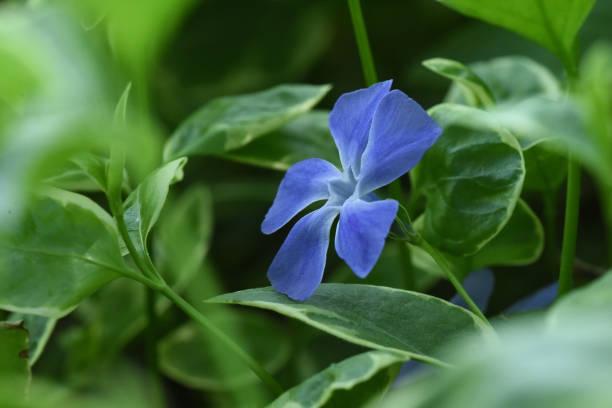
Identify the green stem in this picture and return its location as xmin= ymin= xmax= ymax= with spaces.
xmin=558 ymin=159 xmax=580 ymax=297
xmin=389 ymin=180 xmax=414 ymax=290
xmin=597 ymin=183 xmax=612 ymax=267
xmin=105 ymin=190 xmax=283 ymax=396
xmin=145 ymin=287 xmax=159 ymax=373
xmin=159 ymin=284 xmax=284 ymax=395
xmin=557 ymin=56 xmax=580 ymax=298
xmin=347 ymin=0 xmax=378 ymax=85
xmin=418 ymin=238 xmax=490 ymax=326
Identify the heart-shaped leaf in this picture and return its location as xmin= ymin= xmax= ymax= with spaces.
xmin=412 ymin=104 xmax=525 ymax=255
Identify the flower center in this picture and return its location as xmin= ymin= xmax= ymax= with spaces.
xmin=327 ymin=170 xmax=358 ymax=207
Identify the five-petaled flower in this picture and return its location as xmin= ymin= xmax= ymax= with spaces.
xmin=261 ymin=80 xmax=442 ymax=300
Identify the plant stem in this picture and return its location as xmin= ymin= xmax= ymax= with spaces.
xmin=347 ymin=0 xmax=378 ymax=86
xmin=418 ymin=238 xmax=490 ymax=326
xmin=389 ymin=180 xmax=415 ymax=290
xmin=558 ymin=61 xmax=580 ymax=298
xmin=105 ymin=192 xmax=284 ymax=396
xmin=558 ymin=159 xmax=580 ymax=297
xmin=159 ymin=284 xmax=284 ymax=396
xmin=145 ymin=287 xmax=159 ymax=374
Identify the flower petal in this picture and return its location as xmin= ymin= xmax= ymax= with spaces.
xmin=262 ymin=158 xmax=340 ymax=234
xmin=329 ymin=80 xmax=392 ymax=175
xmin=267 ymin=205 xmax=340 ymax=301
xmin=357 ymin=90 xmax=441 ymax=195
xmin=335 ymin=198 xmax=398 ymax=278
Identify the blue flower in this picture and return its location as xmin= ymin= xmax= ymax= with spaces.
xmin=261 ymin=80 xmax=442 ymax=300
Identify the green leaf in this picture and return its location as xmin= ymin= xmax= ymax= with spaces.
xmin=445 ymin=56 xmax=561 ymax=106
xmin=423 ymin=58 xmax=495 ymax=108
xmin=0 ymin=188 xmax=124 ymax=318
xmin=548 ymin=272 xmax=612 ymax=327
xmin=159 ymin=312 xmax=290 ymax=391
xmin=62 ymin=186 xmax=214 ymax=382
xmin=222 ymin=110 xmax=340 ymax=171
xmin=123 ymin=157 xmax=187 ymax=261
xmin=268 ymin=351 xmax=404 ymax=408
xmin=113 ymin=82 xmax=132 ymax=125
xmin=522 ymin=140 xmax=567 ymax=192
xmin=437 ymin=0 xmax=596 ymax=70
xmin=8 ymin=313 xmax=56 ymax=366
xmin=469 ymin=199 xmax=544 ymax=269
xmin=44 ymin=154 xmax=131 ymax=193
xmin=0 ymin=321 xmax=30 ymax=394
xmin=153 ymin=185 xmax=213 ymax=288
xmin=163 ymin=84 xmax=331 ymax=160
xmin=412 ymin=104 xmax=525 ymax=255
xmin=380 ymin=317 xmax=612 ymax=408
xmin=209 ymin=284 xmax=490 ymax=366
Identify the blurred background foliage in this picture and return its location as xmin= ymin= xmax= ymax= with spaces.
xmin=1 ymin=0 xmax=612 ymax=406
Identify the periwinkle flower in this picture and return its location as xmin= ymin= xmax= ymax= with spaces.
xmin=262 ymin=80 xmax=441 ymax=300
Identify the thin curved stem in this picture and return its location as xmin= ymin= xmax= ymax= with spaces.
xmin=347 ymin=0 xmax=378 ymax=86
xmin=418 ymin=238 xmax=491 ymax=327
xmin=105 ymin=190 xmax=283 ymax=396
xmin=159 ymin=284 xmax=284 ymax=395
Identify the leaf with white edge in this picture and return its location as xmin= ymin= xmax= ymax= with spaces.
xmin=0 ymin=188 xmax=124 ymax=318
xmin=222 ymin=110 xmax=340 ymax=171
xmin=0 ymin=321 xmax=30 ymax=394
xmin=123 ymin=157 xmax=187 ymax=261
xmin=423 ymin=58 xmax=494 ymax=108
xmin=268 ymin=351 xmax=404 ymax=408
xmin=437 ymin=0 xmax=596 ymax=70
xmin=412 ymin=104 xmax=525 ymax=255
xmin=209 ymin=284 xmax=490 ymax=366
xmin=163 ymin=84 xmax=331 ymax=160
xmin=548 ymin=272 xmax=612 ymax=327
xmin=8 ymin=313 xmax=56 ymax=366
xmin=440 ymin=56 xmax=567 ymax=192
xmin=445 ymin=56 xmax=561 ymax=107
xmin=159 ymin=312 xmax=290 ymax=391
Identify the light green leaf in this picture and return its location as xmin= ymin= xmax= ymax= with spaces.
xmin=159 ymin=312 xmax=290 ymax=391
xmin=209 ymin=284 xmax=490 ymax=366
xmin=62 ymin=186 xmax=213 ymax=381
xmin=113 ymin=82 xmax=132 ymax=125
xmin=222 ymin=110 xmax=340 ymax=171
xmin=440 ymin=56 xmax=566 ymax=191
xmin=548 ymin=272 xmax=612 ymax=327
xmin=268 ymin=351 xmax=404 ymax=408
xmin=437 ymin=0 xmax=597 ymax=69
xmin=412 ymin=104 xmax=525 ymax=255
xmin=0 ymin=321 xmax=30 ymax=394
xmin=44 ymin=154 xmax=131 ymax=193
xmin=445 ymin=56 xmax=561 ymax=106
xmin=123 ymin=157 xmax=187 ymax=261
xmin=0 ymin=188 xmax=124 ymax=318
xmin=423 ymin=58 xmax=494 ymax=108
xmin=8 ymin=313 xmax=56 ymax=367
xmin=154 ymin=185 xmax=213 ymax=288
xmin=163 ymin=84 xmax=331 ymax=160
xmin=380 ymin=317 xmax=612 ymax=408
